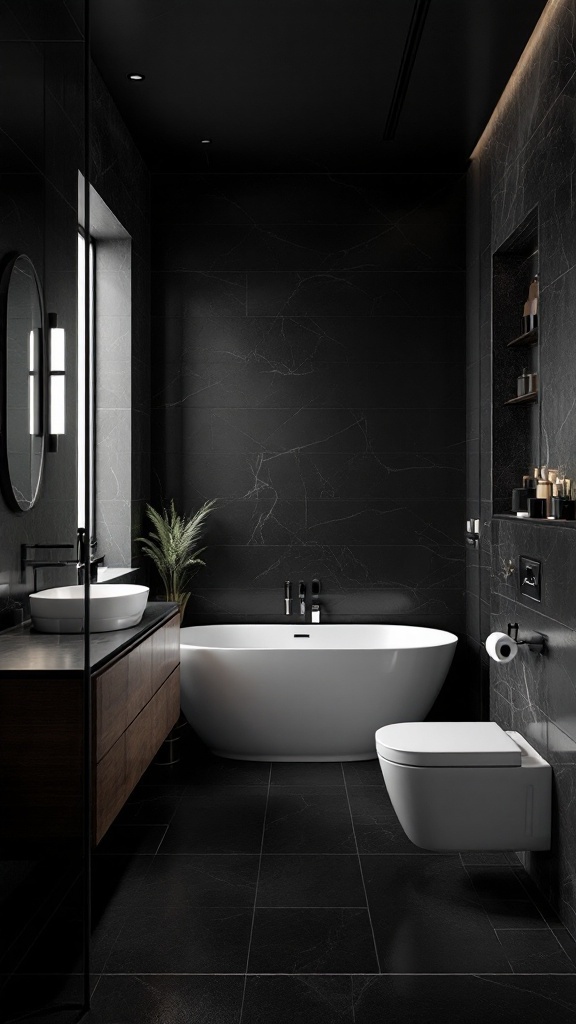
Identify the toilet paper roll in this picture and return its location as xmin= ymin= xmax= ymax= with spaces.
xmin=485 ymin=631 xmax=518 ymax=663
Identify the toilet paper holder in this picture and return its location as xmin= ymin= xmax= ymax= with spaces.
xmin=507 ymin=622 xmax=547 ymax=654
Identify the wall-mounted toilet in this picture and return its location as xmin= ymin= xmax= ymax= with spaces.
xmin=376 ymin=721 xmax=551 ymax=851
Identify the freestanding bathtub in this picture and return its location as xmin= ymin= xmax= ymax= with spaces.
xmin=179 ymin=624 xmax=457 ymax=761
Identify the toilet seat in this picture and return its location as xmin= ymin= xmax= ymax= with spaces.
xmin=375 ymin=721 xmax=522 ymax=767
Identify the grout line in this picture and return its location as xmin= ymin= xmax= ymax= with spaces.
xmin=239 ymin=761 xmax=272 ymax=1022
xmin=341 ymin=762 xmax=382 ymax=974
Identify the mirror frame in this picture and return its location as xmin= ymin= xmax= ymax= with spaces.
xmin=0 ymin=252 xmax=46 ymax=513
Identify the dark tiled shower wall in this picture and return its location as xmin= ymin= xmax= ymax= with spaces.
xmin=467 ymin=0 xmax=576 ymax=939
xmin=151 ymin=172 xmax=469 ymax=711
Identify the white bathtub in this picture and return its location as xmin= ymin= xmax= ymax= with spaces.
xmin=179 ymin=624 xmax=457 ymax=762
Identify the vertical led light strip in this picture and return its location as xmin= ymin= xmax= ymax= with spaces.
xmin=49 ymin=315 xmax=66 ymax=439
xmin=77 ymin=232 xmax=85 ymax=526
xmin=29 ymin=330 xmax=36 ymax=435
xmin=77 ymin=233 xmax=94 ymax=528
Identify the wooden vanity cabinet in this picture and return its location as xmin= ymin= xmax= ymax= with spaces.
xmin=0 ymin=608 xmax=180 ymax=845
xmin=92 ymin=611 xmax=180 ymax=842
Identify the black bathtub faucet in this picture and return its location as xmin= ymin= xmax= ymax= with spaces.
xmin=311 ymin=578 xmax=321 ymax=623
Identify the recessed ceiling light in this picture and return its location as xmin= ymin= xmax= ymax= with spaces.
xmin=127 ymin=73 xmax=145 ymax=81
xmin=201 ymin=138 xmax=212 ymax=144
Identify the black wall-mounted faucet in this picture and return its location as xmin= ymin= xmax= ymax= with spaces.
xmin=311 ymin=578 xmax=321 ymax=623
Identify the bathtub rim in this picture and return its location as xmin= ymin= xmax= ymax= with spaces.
xmin=179 ymin=622 xmax=459 ymax=652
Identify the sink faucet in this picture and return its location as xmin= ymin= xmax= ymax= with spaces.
xmin=21 ymin=542 xmax=77 ymax=591
xmin=311 ymin=578 xmax=321 ymax=623
xmin=21 ymin=530 xmax=106 ymax=589
xmin=76 ymin=528 xmax=106 ymax=583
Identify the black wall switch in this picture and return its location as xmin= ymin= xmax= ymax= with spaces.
xmin=520 ymin=556 xmax=541 ymax=602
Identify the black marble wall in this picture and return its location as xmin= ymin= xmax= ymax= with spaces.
xmin=468 ymin=0 xmax=576 ymax=939
xmin=151 ymin=172 xmax=467 ymax=707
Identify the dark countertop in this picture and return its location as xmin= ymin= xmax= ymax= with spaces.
xmin=0 ymin=602 xmax=179 ymax=678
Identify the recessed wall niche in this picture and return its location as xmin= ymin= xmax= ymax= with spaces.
xmin=492 ymin=209 xmax=540 ymax=514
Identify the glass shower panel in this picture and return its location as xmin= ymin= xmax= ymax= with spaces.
xmin=0 ymin=2 xmax=90 ymax=1021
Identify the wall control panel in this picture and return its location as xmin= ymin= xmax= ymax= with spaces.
xmin=520 ymin=556 xmax=541 ymax=602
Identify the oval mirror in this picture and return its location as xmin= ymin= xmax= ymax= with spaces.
xmin=0 ymin=253 xmax=45 ymax=512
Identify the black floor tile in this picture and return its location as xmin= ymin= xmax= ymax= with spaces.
xmin=91 ymin=857 xmax=154 ymax=971
xmin=482 ymin=899 xmax=547 ymax=929
xmin=361 ymin=855 xmax=511 ymax=973
xmin=115 ymin=784 xmax=184 ymax=826
xmin=242 ymin=975 xmax=353 ymax=1024
xmin=138 ymin=854 xmax=259 ymax=906
xmin=552 ymin=926 xmax=576 ymax=969
xmin=509 ymin=869 xmax=564 ymax=925
xmin=342 ymin=760 xmax=383 ymax=786
xmin=352 ymin=975 xmax=576 ymax=1024
xmin=347 ymin=786 xmax=434 ymax=854
xmin=158 ymin=786 xmax=269 ymax=854
xmin=270 ymin=762 xmax=344 ymax=786
xmin=465 ymin=866 xmax=535 ymax=902
xmin=496 ymin=928 xmax=576 ymax=973
xmin=256 ymin=854 xmax=366 ymax=907
xmin=179 ymin=754 xmax=271 ymax=788
xmin=104 ymin=906 xmax=253 ymax=973
xmin=248 ymin=908 xmax=378 ymax=973
xmin=95 ymin=825 xmax=168 ymax=856
xmin=459 ymin=851 xmax=512 ymax=865
xmin=262 ymin=789 xmax=355 ymax=854
xmin=89 ymin=973 xmax=244 ymax=1024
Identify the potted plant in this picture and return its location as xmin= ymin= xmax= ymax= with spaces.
xmin=137 ymin=498 xmax=216 ymax=620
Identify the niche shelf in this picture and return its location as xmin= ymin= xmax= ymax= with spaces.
xmin=506 ymin=326 xmax=538 ymax=349
xmin=492 ymin=207 xmax=540 ymax=515
xmin=504 ymin=390 xmax=538 ymax=406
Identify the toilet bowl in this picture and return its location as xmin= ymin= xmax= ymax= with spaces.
xmin=376 ymin=721 xmax=551 ymax=851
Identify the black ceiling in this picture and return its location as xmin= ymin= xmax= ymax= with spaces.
xmin=90 ymin=0 xmax=549 ymax=173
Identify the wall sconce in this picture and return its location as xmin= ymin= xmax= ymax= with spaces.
xmin=48 ymin=312 xmax=65 ymax=452
xmin=29 ymin=328 xmax=41 ymax=436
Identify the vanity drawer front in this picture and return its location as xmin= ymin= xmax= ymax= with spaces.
xmin=95 ymin=613 xmax=180 ymax=760
xmin=94 ymin=666 xmax=180 ymax=843
xmin=95 ymin=657 xmax=129 ymax=761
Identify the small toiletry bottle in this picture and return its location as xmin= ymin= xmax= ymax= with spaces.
xmin=536 ymin=469 xmax=553 ymax=516
xmin=517 ymin=368 xmax=529 ymax=397
xmin=527 ymin=371 xmax=538 ymax=395
xmin=548 ymin=469 xmax=558 ymax=496
xmin=522 ymin=275 xmax=539 ymax=333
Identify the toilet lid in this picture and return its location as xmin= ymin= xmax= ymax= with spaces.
xmin=375 ymin=721 xmax=522 ymax=767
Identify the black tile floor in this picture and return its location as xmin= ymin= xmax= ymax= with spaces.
xmin=4 ymin=740 xmax=576 ymax=1023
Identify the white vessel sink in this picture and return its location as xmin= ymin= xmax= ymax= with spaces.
xmin=30 ymin=584 xmax=149 ymax=634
